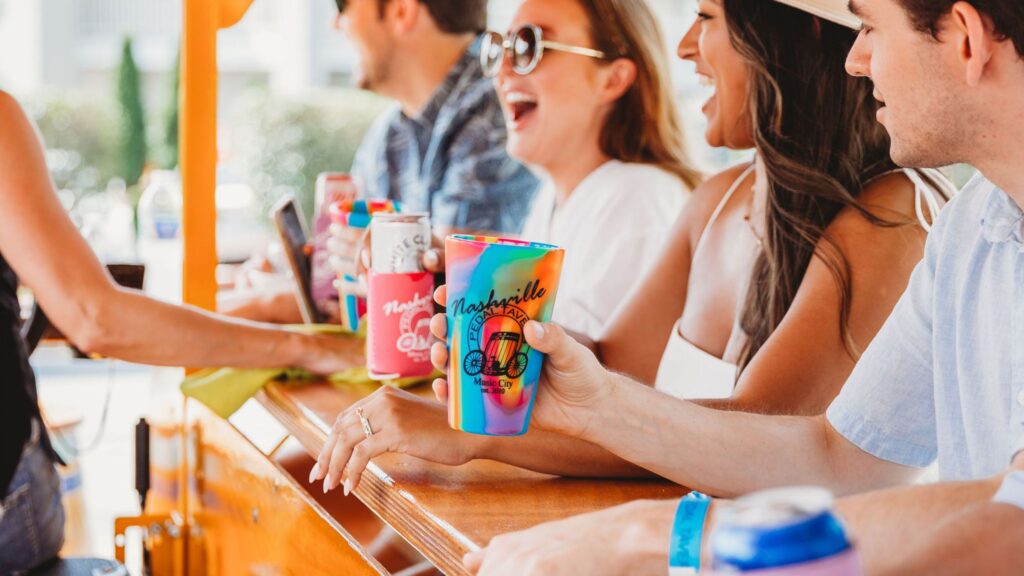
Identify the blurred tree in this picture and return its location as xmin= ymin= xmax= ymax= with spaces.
xmin=28 ymin=93 xmax=116 ymax=209
xmin=160 ymin=43 xmax=181 ymax=169
xmin=231 ymin=89 xmax=389 ymax=225
xmin=115 ymin=37 xmax=147 ymax=186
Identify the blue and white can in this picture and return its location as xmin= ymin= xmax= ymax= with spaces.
xmin=708 ymin=487 xmax=862 ymax=575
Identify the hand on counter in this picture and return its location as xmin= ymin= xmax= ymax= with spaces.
xmin=464 ymin=499 xmax=674 ymax=576
xmin=308 ymin=385 xmax=487 ymax=495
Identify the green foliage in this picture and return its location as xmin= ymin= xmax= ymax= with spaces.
xmin=230 ymin=88 xmax=390 ymax=224
xmin=115 ymin=37 xmax=147 ymax=186
xmin=27 ymin=93 xmax=117 ymax=207
xmin=159 ymin=43 xmax=181 ymax=169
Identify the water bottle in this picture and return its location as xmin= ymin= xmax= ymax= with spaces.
xmin=137 ymin=170 xmax=183 ymax=303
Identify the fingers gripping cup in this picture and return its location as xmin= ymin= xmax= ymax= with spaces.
xmin=445 ymin=235 xmax=564 ymax=436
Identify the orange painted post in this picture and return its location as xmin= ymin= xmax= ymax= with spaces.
xmin=178 ymin=2 xmax=255 ymax=573
xmin=180 ymin=0 xmax=254 ymax=310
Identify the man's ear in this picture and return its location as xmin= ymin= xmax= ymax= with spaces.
xmin=384 ymin=0 xmax=421 ymax=35
xmin=950 ymin=1 xmax=996 ymax=87
xmin=599 ymin=58 xmax=638 ymax=105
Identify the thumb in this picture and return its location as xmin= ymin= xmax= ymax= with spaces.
xmin=423 ymin=248 xmax=445 ymax=273
xmin=523 ymin=321 xmax=588 ymax=371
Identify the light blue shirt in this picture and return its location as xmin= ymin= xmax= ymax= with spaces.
xmin=827 ymin=174 xmax=1024 ymax=481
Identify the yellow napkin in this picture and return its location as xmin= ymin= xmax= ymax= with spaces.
xmin=180 ymin=324 xmax=435 ymax=418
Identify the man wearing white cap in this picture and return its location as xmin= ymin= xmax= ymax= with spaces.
xmin=456 ymin=0 xmax=1024 ymax=574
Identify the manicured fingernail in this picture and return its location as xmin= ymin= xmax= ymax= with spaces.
xmin=308 ymin=463 xmax=320 ymax=484
xmin=323 ymin=474 xmax=332 ymax=494
xmin=425 ymin=251 xmax=439 ymax=266
xmin=526 ymin=322 xmax=545 ymax=339
xmin=343 ymin=479 xmax=352 ymax=496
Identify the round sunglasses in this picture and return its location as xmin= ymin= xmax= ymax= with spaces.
xmin=480 ymin=24 xmax=609 ymax=78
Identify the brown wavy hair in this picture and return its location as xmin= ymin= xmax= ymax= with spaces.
xmin=576 ymin=0 xmax=703 ymax=190
xmin=723 ymin=0 xmax=907 ymax=372
xmin=898 ymin=0 xmax=1024 ymax=57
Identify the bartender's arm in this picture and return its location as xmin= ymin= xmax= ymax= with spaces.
xmin=0 ymin=91 xmax=358 ymax=374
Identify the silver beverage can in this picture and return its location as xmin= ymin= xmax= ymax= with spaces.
xmin=370 ymin=213 xmax=431 ymax=274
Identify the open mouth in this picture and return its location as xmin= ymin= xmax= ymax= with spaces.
xmin=697 ymin=73 xmax=718 ymax=114
xmin=505 ymin=91 xmax=539 ymax=125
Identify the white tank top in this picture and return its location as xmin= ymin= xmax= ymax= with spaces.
xmin=653 ymin=164 xmax=954 ymax=400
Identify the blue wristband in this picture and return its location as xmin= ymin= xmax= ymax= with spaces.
xmin=669 ymin=492 xmax=711 ymax=575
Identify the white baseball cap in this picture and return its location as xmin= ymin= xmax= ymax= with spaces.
xmin=773 ymin=0 xmax=861 ymax=29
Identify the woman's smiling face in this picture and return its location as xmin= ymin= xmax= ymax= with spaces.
xmin=495 ymin=0 xmax=618 ymax=170
xmin=678 ymin=0 xmax=755 ymax=149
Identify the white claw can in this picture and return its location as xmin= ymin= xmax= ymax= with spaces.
xmin=365 ymin=213 xmax=435 ymax=380
xmin=369 ymin=213 xmax=431 ymax=274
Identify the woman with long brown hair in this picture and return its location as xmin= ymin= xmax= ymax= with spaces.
xmin=310 ymin=0 xmax=955 ymax=493
xmin=497 ymin=0 xmax=701 ymax=340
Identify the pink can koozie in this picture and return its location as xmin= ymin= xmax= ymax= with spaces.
xmin=366 ymin=271 xmax=435 ymax=379
xmin=312 ymin=173 xmax=358 ymax=310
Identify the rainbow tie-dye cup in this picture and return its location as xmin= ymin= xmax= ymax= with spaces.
xmin=445 ymin=235 xmax=565 ymax=436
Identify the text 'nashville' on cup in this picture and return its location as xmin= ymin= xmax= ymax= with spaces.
xmin=445 ymin=235 xmax=565 ymax=436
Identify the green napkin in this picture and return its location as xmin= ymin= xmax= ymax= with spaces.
xmin=180 ymin=324 xmax=435 ymax=418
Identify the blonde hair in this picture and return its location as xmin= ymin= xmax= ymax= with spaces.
xmin=579 ymin=0 xmax=703 ymax=190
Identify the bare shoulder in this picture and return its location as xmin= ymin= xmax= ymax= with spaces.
xmin=0 ymin=90 xmax=27 ymax=120
xmin=675 ymin=162 xmax=754 ymax=245
xmin=0 ymin=91 xmax=35 ymax=144
xmin=828 ymin=171 xmax=930 ymax=240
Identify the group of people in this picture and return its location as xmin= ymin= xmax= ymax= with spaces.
xmin=309 ymin=0 xmax=1024 ymax=574
xmin=1 ymin=0 xmax=1023 ymax=574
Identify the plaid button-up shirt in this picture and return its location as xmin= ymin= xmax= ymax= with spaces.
xmin=353 ymin=41 xmax=539 ymax=234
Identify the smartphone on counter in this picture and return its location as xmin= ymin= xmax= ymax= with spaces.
xmin=272 ymin=196 xmax=323 ymax=324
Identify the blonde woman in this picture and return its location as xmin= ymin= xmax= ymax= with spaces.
xmin=311 ymin=0 xmax=954 ymax=496
xmin=310 ymin=0 xmax=700 ymax=493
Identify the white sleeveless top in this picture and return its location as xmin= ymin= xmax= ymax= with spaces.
xmin=653 ymin=165 xmax=954 ymax=400
xmin=521 ymin=161 xmax=689 ymax=340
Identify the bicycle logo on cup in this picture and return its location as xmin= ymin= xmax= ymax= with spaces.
xmin=462 ymin=304 xmax=530 ymax=380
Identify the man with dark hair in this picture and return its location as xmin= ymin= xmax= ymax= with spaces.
xmin=372 ymin=0 xmax=487 ymax=35
xmin=443 ymin=1 xmax=1024 ymax=574
xmin=337 ymin=0 xmax=537 ymax=235
xmin=219 ymin=0 xmax=536 ymax=324
xmin=896 ymin=0 xmax=1024 ymax=54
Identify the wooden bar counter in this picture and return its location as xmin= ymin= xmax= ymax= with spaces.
xmin=254 ymin=381 xmax=688 ymax=575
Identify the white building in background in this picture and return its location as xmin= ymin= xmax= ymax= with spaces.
xmin=0 ymin=0 xmax=360 ymax=99
xmin=0 ymin=0 xmax=724 ymax=168
xmin=0 ymin=0 xmax=699 ymax=95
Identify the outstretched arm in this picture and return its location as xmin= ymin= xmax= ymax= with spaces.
xmin=0 ymin=92 xmax=359 ymax=374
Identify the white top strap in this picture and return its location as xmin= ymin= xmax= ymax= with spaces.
xmin=902 ymin=167 xmax=957 ymax=232
xmin=694 ymin=164 xmax=756 ymax=254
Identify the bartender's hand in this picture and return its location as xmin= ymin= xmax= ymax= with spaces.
xmin=465 ymin=499 xmax=674 ymax=576
xmin=295 ymin=332 xmax=366 ymax=376
xmin=428 ymin=285 xmax=617 ymax=440
xmin=308 ymin=385 xmax=487 ymax=495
